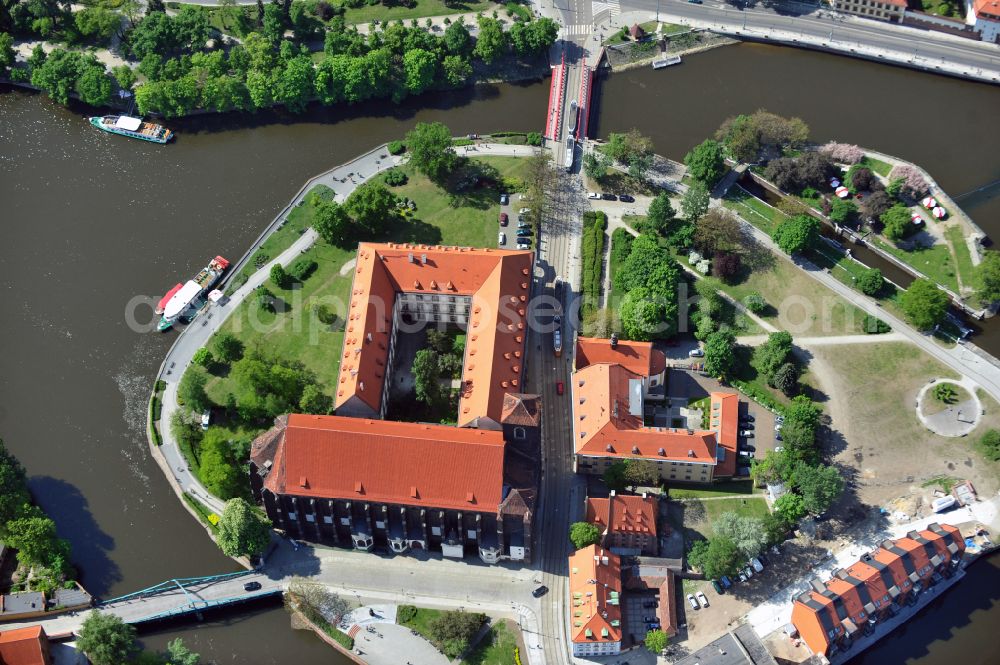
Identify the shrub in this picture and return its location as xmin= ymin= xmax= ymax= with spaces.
xmin=818 ymin=142 xmax=864 ymax=165
xmin=743 ymin=292 xmax=766 ymax=314
xmin=383 ymin=168 xmax=408 ymax=186
xmin=192 ymin=347 xmax=214 ymax=368
xmin=887 ymin=164 xmax=929 ymax=200
xmin=387 ymin=140 xmax=406 ymax=155
xmin=862 ymin=315 xmax=891 ymax=334
xmin=288 ymin=259 xmax=318 ymax=281
xmin=856 ymin=268 xmax=884 ymax=296
xmin=526 ymin=131 xmax=543 ymax=146
xmin=270 ymin=264 xmax=290 ymax=288
xmin=977 ymin=429 xmax=1000 ymax=462
xmin=397 ymin=605 xmax=418 ymax=624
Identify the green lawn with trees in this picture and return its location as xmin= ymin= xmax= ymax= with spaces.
xmin=398 ymin=605 xmax=487 ymax=658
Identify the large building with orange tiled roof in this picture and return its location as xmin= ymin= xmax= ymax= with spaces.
xmin=0 ymin=626 xmax=52 ymax=665
xmin=572 ymin=336 xmax=738 ymax=483
xmin=585 ymin=491 xmax=658 ymax=555
xmin=568 ymin=545 xmax=623 ymax=657
xmin=250 ymin=244 xmax=541 ymax=564
xmin=335 ymin=243 xmax=534 ymax=429
xmin=791 ymin=523 xmax=964 ymax=658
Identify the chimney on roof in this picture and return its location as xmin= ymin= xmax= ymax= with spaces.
xmin=408 ymin=252 xmax=414 ymax=263
xmin=687 ymin=449 xmax=695 ymax=457
xmin=610 ymin=490 xmax=616 ymax=497
xmin=632 ymin=446 xmax=640 ymax=455
xmin=834 ymin=569 xmax=849 ymax=580
xmin=610 ymin=333 xmax=618 ymax=349
xmin=809 ymin=578 xmax=826 ymax=593
xmin=421 ymin=253 xmax=427 ymax=264
xmin=658 ymin=448 xmax=665 ymax=456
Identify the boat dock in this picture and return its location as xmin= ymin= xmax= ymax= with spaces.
xmin=652 ymin=55 xmax=682 ymax=69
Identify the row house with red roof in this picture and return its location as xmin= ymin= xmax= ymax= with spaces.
xmin=250 ymin=244 xmax=541 ymax=564
xmin=791 ymin=523 xmax=964 ymax=658
xmin=568 ymin=545 xmax=623 ymax=657
xmin=585 ymin=491 xmax=658 ymax=556
xmin=572 ymin=336 xmax=739 ymax=483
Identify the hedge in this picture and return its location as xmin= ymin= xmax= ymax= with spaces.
xmin=581 ymin=211 xmax=607 ymax=314
xmin=387 ymin=140 xmax=406 ymax=155
xmin=730 ymin=379 xmax=786 ymax=416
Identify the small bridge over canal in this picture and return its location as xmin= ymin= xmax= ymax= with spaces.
xmin=2 ymin=570 xmax=282 ymax=635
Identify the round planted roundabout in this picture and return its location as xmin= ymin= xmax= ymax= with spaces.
xmin=915 ymin=378 xmax=982 ymax=438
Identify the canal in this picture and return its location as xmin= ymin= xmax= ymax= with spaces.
xmin=1 ymin=41 xmax=999 ymax=663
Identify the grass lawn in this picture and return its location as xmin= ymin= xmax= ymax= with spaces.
xmin=946 ymin=225 xmax=976 ymax=291
xmin=343 ymin=0 xmax=495 ymax=24
xmin=676 ymin=495 xmax=771 ymax=541
xmin=701 ymin=496 xmax=770 ymax=533
xmin=860 ymin=155 xmax=892 ymax=178
xmin=228 ymin=184 xmax=336 ymax=293
xmin=182 ymin=492 xmax=220 ymax=534
xmin=397 ymin=606 xmax=443 ymax=644
xmin=668 ymin=480 xmax=756 ymax=499
xmin=465 ymin=621 xmax=520 ymax=665
xmin=207 ymin=156 xmax=507 ymax=408
xmin=869 ymin=236 xmax=960 ymax=293
xmin=724 ymin=187 xmax=786 ymax=235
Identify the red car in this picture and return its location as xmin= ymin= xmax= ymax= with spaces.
xmin=499 ymin=212 xmax=509 ymax=226
xmin=556 ymin=381 xmax=564 ymax=395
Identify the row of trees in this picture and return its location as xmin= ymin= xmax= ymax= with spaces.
xmin=0 ymin=439 xmax=75 ymax=593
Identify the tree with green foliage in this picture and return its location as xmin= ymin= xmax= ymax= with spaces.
xmin=192 ymin=347 xmax=214 ymax=368
xmin=164 ymin=639 xmax=201 ymax=665
xmin=217 ymin=498 xmax=271 ymax=558
xmin=704 ymin=329 xmax=737 ymax=379
xmin=112 ymin=64 xmax=136 ymax=92
xmin=829 ymin=198 xmax=856 ymax=225
xmin=752 ymin=331 xmax=794 ymax=387
xmin=773 ymin=492 xmax=807 ymax=524
xmin=583 ymin=150 xmax=610 ymax=180
xmin=681 ymin=180 xmax=710 ymax=222
xmin=621 ymin=287 xmax=668 ymax=341
xmin=880 ymin=204 xmax=913 ymax=242
xmin=781 ymin=396 xmax=821 ymax=465
xmin=0 ymin=33 xmax=14 ymax=71
xmin=274 ymin=54 xmax=315 ymax=113
xmin=444 ymin=17 xmax=471 ymax=53
xmin=441 ymin=54 xmax=472 ymax=87
xmin=313 ymin=199 xmax=352 ymax=246
xmin=77 ymin=611 xmax=138 ymax=665
xmin=0 ymin=440 xmax=31 ymax=530
xmin=178 ymin=367 xmax=211 ymax=413
xmin=412 ymin=349 xmax=444 ymax=405
xmin=345 ymin=182 xmax=396 ymax=235
xmin=772 ymin=214 xmax=820 ymax=255
xmin=3 ymin=515 xmax=69 ymax=567
xmin=405 ymin=121 xmax=457 ymax=183
xmin=569 ymin=522 xmax=602 ymax=549
xmin=899 ymin=278 xmax=949 ymax=330
xmin=428 ymin=610 xmax=487 ymax=659
xmin=791 ymin=463 xmax=844 ymax=515
xmin=716 ymin=110 xmax=809 ymax=163
xmin=688 ymin=536 xmax=742 ymax=579
xmin=473 ymin=15 xmax=507 ymax=63
xmin=855 ymin=268 xmax=884 ymax=296
xmin=403 ymin=47 xmax=436 ymax=95
xmin=975 ymin=250 xmax=1000 ymax=307
xmin=713 ymin=511 xmax=766 ymax=559
xmin=933 ymin=383 xmax=957 ymax=404
xmin=198 ymin=429 xmax=245 ymax=500
xmin=772 ymin=362 xmax=799 ymax=396
xmin=976 ymin=429 xmax=1000 ymax=462
xmin=624 ymin=459 xmax=659 ymax=488
xmin=615 ymin=235 xmax=680 ymax=297
xmin=74 ymin=7 xmax=120 ymax=45
xmin=645 ymin=192 xmax=678 ymax=237
xmin=750 ymin=449 xmax=793 ymax=486
xmin=299 ymin=384 xmax=332 ymax=415
xmin=603 ymin=461 xmax=628 ymax=491
xmin=212 ymin=332 xmax=244 ymax=364
xmin=230 ymin=348 xmax=319 ymax=420
xmin=645 ymin=629 xmax=669 ymax=654
xmin=684 ymin=139 xmax=726 ymax=186
xmin=760 ymin=512 xmax=791 ymax=546
xmin=694 ymin=208 xmax=741 ymax=254
xmin=270 ymin=263 xmax=290 ymax=289
xmin=743 ymin=292 xmax=766 ymax=314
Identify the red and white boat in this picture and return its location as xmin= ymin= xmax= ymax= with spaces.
xmin=156 ymin=283 xmax=184 ymax=315
xmin=157 ymin=256 xmax=230 ymax=331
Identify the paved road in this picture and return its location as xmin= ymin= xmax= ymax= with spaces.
xmin=614 ymin=0 xmax=1000 ymax=82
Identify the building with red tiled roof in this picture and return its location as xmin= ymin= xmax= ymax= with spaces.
xmin=568 ymin=545 xmax=623 ymax=657
xmin=576 ymin=336 xmax=666 ymax=384
xmin=973 ymin=0 xmax=1000 ymax=42
xmin=585 ymin=491 xmax=658 ymax=555
xmin=335 ymin=243 xmax=534 ymax=429
xmin=831 ymin=0 xmax=905 ymax=23
xmin=250 ymin=414 xmax=536 ymax=564
xmin=0 ymin=626 xmax=52 ymax=665
xmin=791 ymin=523 xmax=964 ymax=657
xmin=572 ymin=337 xmax=739 ymax=483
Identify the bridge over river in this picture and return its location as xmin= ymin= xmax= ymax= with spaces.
xmin=2 ymin=571 xmax=282 ymax=636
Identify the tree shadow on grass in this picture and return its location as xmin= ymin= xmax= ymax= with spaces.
xmin=28 ymin=476 xmax=121 ymax=598
xmin=387 ymin=217 xmax=443 ymax=245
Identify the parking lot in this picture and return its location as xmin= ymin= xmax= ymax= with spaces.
xmin=496 ymin=193 xmax=534 ymax=251
xmin=622 ymin=591 xmax=660 ymax=647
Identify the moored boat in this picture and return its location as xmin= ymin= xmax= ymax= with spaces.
xmin=156 ymin=283 xmax=184 ymax=315
xmin=89 ymin=115 xmax=173 ymax=143
xmin=157 ymin=256 xmax=229 ymax=332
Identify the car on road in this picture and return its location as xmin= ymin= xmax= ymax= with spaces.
xmin=688 ymin=0 xmax=703 ymax=3
xmin=711 ymin=580 xmax=724 ymax=594
xmin=500 ymin=193 xmax=509 ymax=205
xmin=244 ymin=581 xmax=262 ymax=592
xmin=533 ymin=585 xmax=548 ymax=598
xmin=688 ymin=348 xmax=704 ymax=357
xmin=619 ymin=194 xmax=635 ymax=203
xmin=587 ymin=191 xmax=601 ymax=199
xmin=686 ymin=594 xmax=699 ymax=610
xmin=750 ymin=558 xmax=764 ymax=573
xmin=499 ymin=232 xmax=506 ymax=246
xmin=556 ymin=381 xmax=564 ymax=395
xmin=601 ymin=193 xmax=617 ymax=201
xmin=499 ymin=212 xmax=508 ymax=226
xmin=201 ymin=410 xmax=211 ymax=431
xmin=696 ymin=592 xmax=709 ymax=607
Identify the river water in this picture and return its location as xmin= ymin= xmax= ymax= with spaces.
xmin=1 ymin=42 xmax=998 ymax=663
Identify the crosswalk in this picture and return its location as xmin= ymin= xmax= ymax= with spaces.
xmin=561 ymin=23 xmax=594 ymax=37
xmin=607 ymin=0 xmax=621 ymax=15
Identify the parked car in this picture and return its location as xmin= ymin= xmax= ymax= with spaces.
xmin=688 ymin=348 xmax=705 ymax=357
xmin=696 ymin=592 xmax=710 ymax=607
xmin=741 ymin=444 xmax=756 ymax=453
xmin=742 ymin=414 xmax=755 ymax=423
xmin=771 ymin=545 xmax=781 ymax=556
xmin=743 ymin=567 xmax=753 ymax=578
xmin=499 ymin=232 xmax=506 ymax=246
xmin=775 ymin=415 xmax=785 ymax=424
xmin=738 ymin=450 xmax=754 ymax=458
xmin=556 ymin=381 xmax=564 ymax=395
xmin=647 ymin=623 xmax=661 ymax=630
xmin=500 ymin=193 xmax=509 ymax=205
xmin=517 ymin=228 xmax=533 ymax=237
xmin=775 ymin=446 xmax=784 ymax=453
xmin=738 ymin=572 xmax=747 ymax=583
xmin=518 ymin=220 xmax=530 ymax=228
xmin=587 ymin=191 xmax=601 ymax=200
xmin=244 ymin=581 xmax=262 ymax=592
xmin=741 ymin=430 xmax=754 ymax=438
xmin=742 ymin=422 xmax=754 ymax=430
xmin=642 ymin=600 xmax=657 ymax=608
xmin=643 ymin=616 xmax=656 ymax=623
xmin=686 ymin=594 xmax=699 ymax=610
xmin=750 ymin=558 xmax=764 ymax=573
xmin=720 ymin=576 xmax=732 ymax=589
xmin=533 ymin=585 xmax=549 ymax=597
xmin=775 ymin=423 xmax=783 ymax=432
xmin=711 ymin=580 xmax=724 ymax=594
xmin=516 ymin=242 xmax=532 ymax=250
xmin=499 ymin=212 xmax=509 ymax=226
xmin=519 ymin=207 xmax=531 ymax=215
xmin=619 ymin=194 xmax=635 ymax=203
xmin=601 ymin=193 xmax=617 ymax=201
xmin=775 ymin=433 xmax=783 ymax=441
xmin=688 ymin=0 xmax=703 ymax=4
xmin=201 ymin=410 xmax=211 ymax=431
